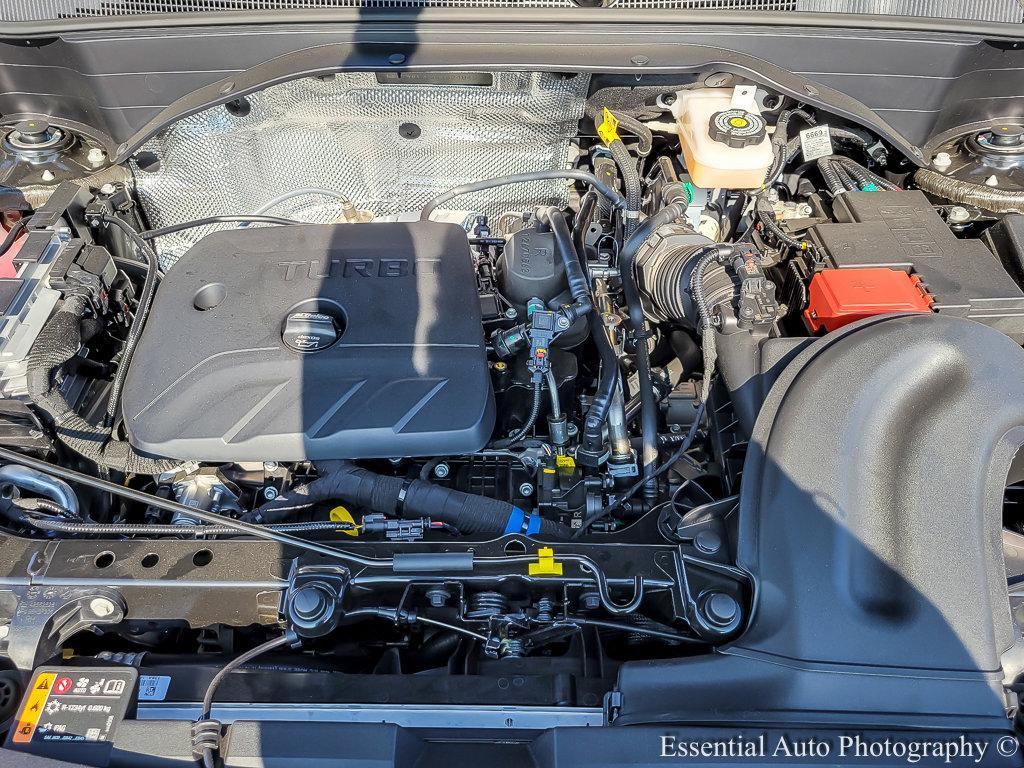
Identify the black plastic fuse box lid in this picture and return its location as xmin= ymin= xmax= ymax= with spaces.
xmin=121 ymin=222 xmax=494 ymax=462
xmin=809 ymin=191 xmax=1024 ymax=342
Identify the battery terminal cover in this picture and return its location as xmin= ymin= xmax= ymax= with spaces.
xmin=804 ymin=267 xmax=934 ymax=333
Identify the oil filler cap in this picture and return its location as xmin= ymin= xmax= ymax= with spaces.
xmin=282 ymin=311 xmax=339 ymax=353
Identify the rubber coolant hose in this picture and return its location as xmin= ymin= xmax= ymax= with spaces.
xmin=253 ymin=462 xmax=572 ymax=538
xmin=539 ymin=207 xmax=592 ymax=317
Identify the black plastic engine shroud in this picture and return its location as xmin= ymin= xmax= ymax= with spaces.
xmin=121 ymin=222 xmax=495 ymax=462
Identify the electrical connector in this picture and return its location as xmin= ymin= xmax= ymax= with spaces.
xmin=361 ymin=513 xmax=430 ymax=542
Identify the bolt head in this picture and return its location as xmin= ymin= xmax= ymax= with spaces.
xmin=263 ymin=461 xmax=279 ymax=472
xmin=580 ymin=592 xmax=601 ymax=611
xmin=504 ymin=308 xmax=518 ymax=320
xmin=263 ymin=486 xmax=279 ymax=500
xmin=426 ymin=588 xmax=450 ymax=608
xmin=519 ymin=483 xmax=534 ymax=497
xmin=87 ymin=147 xmax=107 ymax=166
xmin=433 ymin=462 xmax=450 ymax=479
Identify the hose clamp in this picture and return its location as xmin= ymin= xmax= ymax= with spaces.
xmin=395 ymin=479 xmax=413 ymax=515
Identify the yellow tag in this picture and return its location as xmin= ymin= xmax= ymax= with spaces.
xmin=528 ymin=547 xmax=564 ymax=577
xmin=329 ymin=505 xmax=359 ymax=536
xmin=555 ymin=455 xmax=575 ymax=470
xmin=597 ymin=108 xmax=620 ymax=146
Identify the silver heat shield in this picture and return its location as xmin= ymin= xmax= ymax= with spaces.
xmin=132 ymin=72 xmax=591 ymax=268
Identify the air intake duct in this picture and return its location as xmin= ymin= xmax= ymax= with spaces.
xmin=634 ymin=225 xmax=778 ymax=435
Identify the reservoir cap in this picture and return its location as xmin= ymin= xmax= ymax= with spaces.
xmin=709 ymin=108 xmax=767 ymax=149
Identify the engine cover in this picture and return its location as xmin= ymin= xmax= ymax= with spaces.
xmin=121 ymin=222 xmax=494 ymax=462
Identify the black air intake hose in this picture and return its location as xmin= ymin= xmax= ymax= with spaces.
xmin=26 ymin=295 xmax=179 ymax=475
xmin=635 ymin=228 xmax=774 ymax=436
xmin=252 ymin=462 xmax=571 ymax=538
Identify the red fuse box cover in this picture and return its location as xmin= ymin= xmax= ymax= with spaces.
xmin=804 ymin=268 xmax=933 ymax=333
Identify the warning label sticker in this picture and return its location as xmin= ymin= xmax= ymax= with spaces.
xmin=8 ymin=667 xmax=136 ymax=749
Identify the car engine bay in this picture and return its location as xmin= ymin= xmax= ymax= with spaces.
xmin=1 ymin=56 xmax=1024 ymax=763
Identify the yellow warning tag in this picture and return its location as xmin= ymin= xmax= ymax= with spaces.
xmin=13 ymin=672 xmax=55 ymax=743
xmin=597 ymin=108 xmax=620 ymax=146
xmin=329 ymin=505 xmax=359 ymax=536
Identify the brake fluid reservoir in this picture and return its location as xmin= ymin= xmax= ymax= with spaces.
xmin=671 ymin=86 xmax=774 ymax=189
